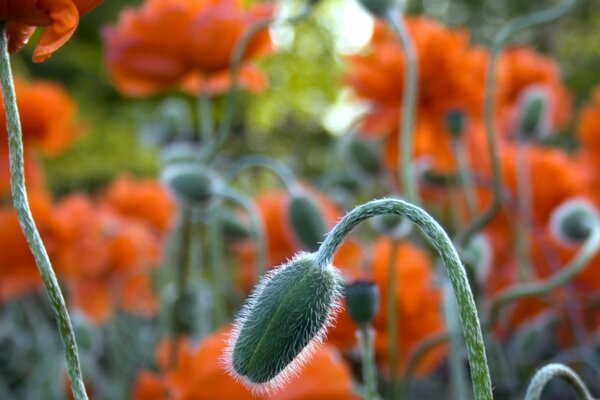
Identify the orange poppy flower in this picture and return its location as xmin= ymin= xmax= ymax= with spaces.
xmin=0 ymin=78 xmax=79 ymax=155
xmin=103 ymin=0 xmax=273 ymax=96
xmin=133 ymin=329 xmax=358 ymax=399
xmin=1 ymin=0 xmax=103 ymax=62
xmin=329 ymin=238 xmax=446 ymax=376
xmin=103 ymin=176 xmax=175 ymax=233
xmin=234 ymin=189 xmax=362 ymax=290
xmin=50 ymin=194 xmax=160 ymax=323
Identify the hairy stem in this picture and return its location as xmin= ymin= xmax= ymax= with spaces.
xmin=0 ymin=26 xmax=87 ymax=400
xmin=525 ymin=363 xmax=593 ymax=400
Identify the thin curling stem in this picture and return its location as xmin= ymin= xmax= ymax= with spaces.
xmin=525 ymin=363 xmax=594 ymax=400
xmin=216 ymin=186 xmax=267 ymax=279
xmin=455 ymin=0 xmax=579 ymax=249
xmin=358 ymin=327 xmax=378 ymax=400
xmin=386 ymin=10 xmax=420 ymax=206
xmin=200 ymin=5 xmax=313 ymax=162
xmin=0 ymin=26 xmax=88 ymax=400
xmin=487 ymin=225 xmax=600 ymax=328
xmin=315 ymin=199 xmax=492 ymax=400
xmin=225 ymin=155 xmax=297 ymax=192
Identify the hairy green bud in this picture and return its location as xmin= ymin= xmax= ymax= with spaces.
xmin=344 ymin=280 xmax=379 ymax=327
xmin=225 ymin=253 xmax=342 ymax=394
xmin=550 ymin=198 xmax=599 ymax=246
xmin=162 ymin=163 xmax=218 ymax=205
xmin=219 ymin=212 xmax=251 ymax=241
xmin=516 ymin=85 xmax=549 ymax=141
xmin=288 ymin=194 xmax=327 ymax=251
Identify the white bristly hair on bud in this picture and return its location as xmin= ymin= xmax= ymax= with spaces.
xmin=223 ymin=252 xmax=342 ymax=395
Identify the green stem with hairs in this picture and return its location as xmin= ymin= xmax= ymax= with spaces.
xmin=386 ymin=10 xmax=420 ymax=206
xmin=487 ymin=225 xmax=600 ymax=328
xmin=525 ymin=364 xmax=593 ymax=400
xmin=358 ymin=327 xmax=378 ymax=400
xmin=315 ymin=199 xmax=492 ymax=400
xmin=0 ymin=26 xmax=87 ymax=400
xmin=200 ymin=5 xmax=313 ymax=162
xmin=455 ymin=0 xmax=579 ymax=249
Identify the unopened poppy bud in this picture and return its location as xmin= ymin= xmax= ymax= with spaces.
xmin=220 ymin=212 xmax=250 ymax=241
xmin=343 ymin=136 xmax=381 ymax=176
xmin=371 ymin=213 xmax=411 ymax=239
xmin=288 ymin=194 xmax=327 ymax=251
xmin=462 ymin=234 xmax=492 ymax=286
xmin=446 ymin=109 xmax=466 ymax=138
xmin=226 ymin=253 xmax=342 ymax=393
xmin=550 ymin=198 xmax=599 ymax=246
xmin=357 ymin=0 xmax=400 ymax=17
xmin=516 ymin=85 xmax=550 ymax=141
xmin=162 ymin=163 xmax=218 ymax=205
xmin=344 ymin=280 xmax=379 ymax=327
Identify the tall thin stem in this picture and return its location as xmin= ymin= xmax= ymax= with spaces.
xmin=315 ymin=199 xmax=492 ymax=400
xmin=455 ymin=0 xmax=579 ymax=249
xmin=386 ymin=10 xmax=420 ymax=206
xmin=0 ymin=26 xmax=87 ymax=400
xmin=358 ymin=327 xmax=378 ymax=400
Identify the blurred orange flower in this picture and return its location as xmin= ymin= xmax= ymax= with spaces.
xmin=103 ymin=176 xmax=175 ymax=233
xmin=0 ymin=78 xmax=79 ymax=155
xmin=103 ymin=0 xmax=273 ymax=96
xmin=330 ymin=238 xmax=446 ymax=376
xmin=133 ymin=329 xmax=358 ymax=400
xmin=1 ymin=0 xmax=102 ymax=62
xmin=50 ymin=194 xmax=160 ymax=323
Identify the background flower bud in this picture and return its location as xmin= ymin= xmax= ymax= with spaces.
xmin=516 ymin=85 xmax=550 ymax=141
xmin=445 ymin=109 xmax=466 ymax=138
xmin=344 ymin=280 xmax=379 ymax=327
xmin=343 ymin=136 xmax=382 ymax=177
xmin=288 ymin=194 xmax=327 ymax=251
xmin=162 ymin=163 xmax=218 ymax=205
xmin=226 ymin=253 xmax=342 ymax=393
xmin=219 ymin=212 xmax=251 ymax=241
xmin=550 ymin=198 xmax=599 ymax=246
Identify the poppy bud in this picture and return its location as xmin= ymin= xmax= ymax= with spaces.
xmin=343 ymin=136 xmax=382 ymax=176
xmin=550 ymin=198 xmax=599 ymax=246
xmin=516 ymin=86 xmax=550 ymax=141
xmin=288 ymin=193 xmax=327 ymax=251
xmin=446 ymin=109 xmax=466 ymax=138
xmin=219 ymin=212 xmax=251 ymax=241
xmin=357 ymin=0 xmax=400 ymax=17
xmin=371 ymin=213 xmax=412 ymax=239
xmin=226 ymin=253 xmax=342 ymax=393
xmin=344 ymin=280 xmax=379 ymax=327
xmin=162 ymin=163 xmax=219 ymax=205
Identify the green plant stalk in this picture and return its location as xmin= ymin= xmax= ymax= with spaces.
xmin=216 ymin=186 xmax=267 ymax=280
xmin=225 ymin=154 xmax=297 ymax=192
xmin=198 ymin=91 xmax=214 ymax=142
xmin=200 ymin=5 xmax=313 ymax=162
xmin=451 ymin=136 xmax=478 ymax=220
xmin=358 ymin=327 xmax=378 ymax=400
xmin=386 ymin=10 xmax=420 ymax=206
xmin=515 ymin=145 xmax=534 ymax=281
xmin=386 ymin=239 xmax=401 ymax=399
xmin=525 ymin=363 xmax=593 ymax=400
xmin=206 ymin=204 xmax=229 ymax=327
xmin=487 ymin=225 xmax=600 ymax=328
xmin=455 ymin=0 xmax=579 ymax=249
xmin=404 ymin=331 xmax=449 ymax=382
xmin=0 ymin=26 xmax=88 ymax=400
xmin=315 ymin=199 xmax=492 ymax=400
xmin=189 ymin=208 xmax=211 ymax=336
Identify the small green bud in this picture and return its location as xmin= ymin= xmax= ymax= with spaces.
xmin=446 ymin=109 xmax=466 ymax=138
xmin=344 ymin=280 xmax=379 ymax=327
xmin=516 ymin=86 xmax=549 ymax=141
xmin=288 ymin=194 xmax=327 ymax=252
xmin=225 ymin=253 xmax=342 ymax=393
xmin=162 ymin=163 xmax=218 ymax=205
xmin=344 ymin=136 xmax=382 ymax=176
xmin=550 ymin=198 xmax=598 ymax=246
xmin=219 ymin=212 xmax=251 ymax=241
xmin=357 ymin=0 xmax=400 ymax=17
xmin=371 ymin=212 xmax=411 ymax=239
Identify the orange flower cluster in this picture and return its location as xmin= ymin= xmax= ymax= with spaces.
xmin=0 ymin=0 xmax=102 ymax=62
xmin=103 ymin=0 xmax=273 ymax=96
xmin=133 ymin=329 xmax=358 ymax=400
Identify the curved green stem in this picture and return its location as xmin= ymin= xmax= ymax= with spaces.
xmin=455 ymin=0 xmax=579 ymax=249
xmin=487 ymin=226 xmax=600 ymax=328
xmin=386 ymin=10 xmax=420 ymax=206
xmin=358 ymin=327 xmax=378 ymax=400
xmin=404 ymin=331 xmax=449 ymax=382
xmin=0 ymin=26 xmax=87 ymax=400
xmin=386 ymin=239 xmax=401 ymax=399
xmin=216 ymin=186 xmax=267 ymax=280
xmin=225 ymin=155 xmax=297 ymax=192
xmin=200 ymin=6 xmax=313 ymax=162
xmin=525 ymin=363 xmax=594 ymax=400
xmin=315 ymin=199 xmax=492 ymax=400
